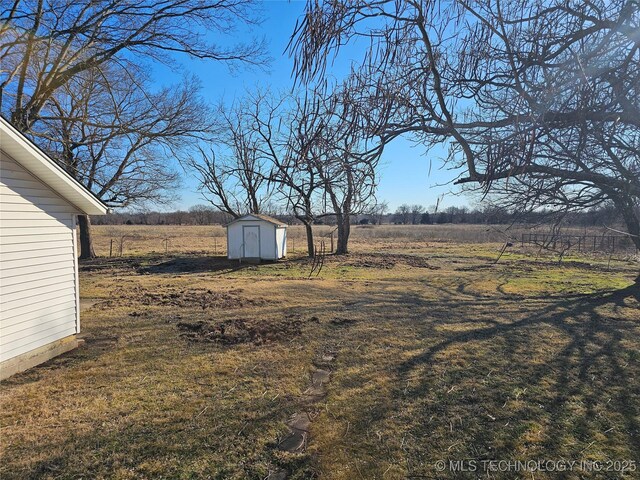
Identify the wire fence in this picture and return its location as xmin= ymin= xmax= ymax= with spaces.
xmin=520 ymin=233 xmax=637 ymax=254
xmin=93 ymin=232 xmax=323 ymax=257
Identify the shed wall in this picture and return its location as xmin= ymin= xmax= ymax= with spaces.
xmin=275 ymin=227 xmax=287 ymax=258
xmin=226 ymin=220 xmax=278 ymax=260
xmin=0 ymin=153 xmax=80 ymax=363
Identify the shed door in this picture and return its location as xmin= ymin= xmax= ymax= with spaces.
xmin=243 ymin=226 xmax=260 ymax=257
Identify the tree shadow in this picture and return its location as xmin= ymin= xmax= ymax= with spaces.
xmin=1 ymin=334 xmax=120 ymax=388
xmin=393 ymin=282 xmax=640 ymax=474
xmin=140 ymin=255 xmax=256 ymax=275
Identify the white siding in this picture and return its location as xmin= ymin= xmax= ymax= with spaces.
xmin=259 ymin=223 xmax=276 ymax=260
xmin=275 ymin=227 xmax=287 ymax=259
xmin=227 ymin=223 xmax=244 ymax=259
xmin=1 ymin=154 xmax=80 ymax=363
xmin=226 ymin=219 xmax=281 ymax=260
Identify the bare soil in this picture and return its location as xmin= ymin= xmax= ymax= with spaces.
xmin=102 ymin=286 xmax=267 ymax=310
xmin=177 ymin=313 xmax=307 ymax=345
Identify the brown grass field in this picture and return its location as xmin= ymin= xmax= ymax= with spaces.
xmin=1 ymin=225 xmax=639 ymax=479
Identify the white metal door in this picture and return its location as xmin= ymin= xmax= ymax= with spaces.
xmin=243 ymin=226 xmax=260 ymax=257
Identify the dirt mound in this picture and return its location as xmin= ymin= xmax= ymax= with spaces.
xmin=177 ymin=315 xmax=303 ymax=345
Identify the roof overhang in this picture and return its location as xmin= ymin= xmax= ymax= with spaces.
xmin=1 ymin=117 xmax=108 ymax=215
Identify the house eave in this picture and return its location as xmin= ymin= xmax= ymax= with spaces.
xmin=0 ymin=117 xmax=108 ymax=215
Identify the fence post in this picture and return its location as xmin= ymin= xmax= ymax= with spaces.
xmin=109 ymin=238 xmax=113 ymax=257
xmin=331 ymin=233 xmax=334 ymax=253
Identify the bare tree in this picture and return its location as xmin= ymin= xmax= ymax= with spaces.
xmin=190 ymin=102 xmax=274 ymax=218
xmin=268 ymin=81 xmax=383 ymax=255
xmin=370 ymin=201 xmax=389 ymax=225
xmin=189 ymin=204 xmax=217 ymax=225
xmin=192 ymin=80 xmax=383 ymax=256
xmin=1 ymin=0 xmax=266 ymax=130
xmin=229 ymin=90 xmax=325 ymax=256
xmin=394 ymin=205 xmax=411 ymax=225
xmin=289 ymin=0 xmax=640 ymax=277
xmin=410 ymin=205 xmax=424 ymax=225
xmin=34 ymin=66 xmax=212 ymax=257
xmin=312 ymin=83 xmax=383 ymax=254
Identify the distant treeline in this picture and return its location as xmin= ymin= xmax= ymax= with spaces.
xmin=92 ymin=204 xmax=626 ymax=228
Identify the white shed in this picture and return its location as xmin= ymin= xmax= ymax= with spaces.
xmin=226 ymin=214 xmax=287 ymax=261
xmin=0 ymin=117 xmax=108 ymax=380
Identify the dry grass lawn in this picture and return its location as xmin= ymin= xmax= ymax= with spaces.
xmin=1 ymin=225 xmax=639 ymax=479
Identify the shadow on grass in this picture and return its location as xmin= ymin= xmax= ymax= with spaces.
xmin=0 ymin=334 xmax=120 ymax=389
xmin=141 ymin=255 xmax=254 ymax=275
xmin=80 ymin=254 xmax=258 ymax=275
xmin=394 ymin=282 xmax=640 ymax=475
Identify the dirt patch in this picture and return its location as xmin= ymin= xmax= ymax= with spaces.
xmin=342 ymin=255 xmax=396 ymax=269
xmin=105 ymin=287 xmax=266 ymax=310
xmin=329 ymin=317 xmax=357 ymax=327
xmin=139 ymin=288 xmax=265 ymax=309
xmin=177 ymin=315 xmax=304 ymax=345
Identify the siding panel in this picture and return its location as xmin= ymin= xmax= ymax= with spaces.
xmin=2 ymin=300 xmax=78 ymax=328
xmin=2 ymin=281 xmax=76 ymax=304
xmin=1 ymin=326 xmax=77 ymax=362
xmin=0 ymin=242 xmax=73 ymax=258
xmin=0 ymin=233 xmax=74 ymax=245
xmin=1 ymin=271 xmax=75 ymax=294
xmin=2 ymin=310 xmax=78 ymax=343
xmin=1 ymin=152 xmax=80 ymax=363
xmin=1 ymin=268 xmax=76 ymax=288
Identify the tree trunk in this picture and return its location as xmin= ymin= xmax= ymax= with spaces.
xmin=612 ymin=197 xmax=640 ymax=284
xmin=78 ymin=214 xmax=96 ymax=259
xmin=335 ymin=213 xmax=351 ymax=255
xmin=304 ymin=221 xmax=314 ymax=257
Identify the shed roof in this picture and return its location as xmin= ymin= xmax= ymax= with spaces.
xmin=0 ymin=116 xmax=108 ymax=215
xmin=226 ymin=213 xmax=287 ymax=227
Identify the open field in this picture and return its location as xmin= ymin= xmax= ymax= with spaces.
xmin=1 ymin=226 xmax=639 ymax=479
xmin=91 ymin=224 xmax=638 ymax=257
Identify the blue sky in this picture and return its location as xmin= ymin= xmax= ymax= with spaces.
xmin=158 ymin=0 xmax=471 ymax=212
